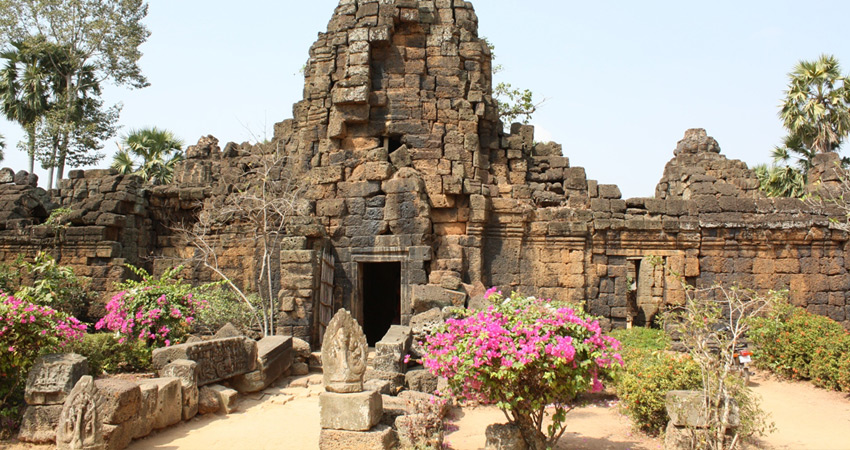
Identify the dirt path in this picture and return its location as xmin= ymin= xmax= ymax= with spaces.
xmin=4 ymin=369 xmax=850 ymax=449
xmin=749 ymin=369 xmax=850 ymax=450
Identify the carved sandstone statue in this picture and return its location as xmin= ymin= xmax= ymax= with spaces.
xmin=56 ymin=375 xmax=104 ymax=450
xmin=322 ymin=309 xmax=368 ymax=393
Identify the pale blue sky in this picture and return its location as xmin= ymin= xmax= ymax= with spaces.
xmin=2 ymin=1 xmax=849 ymax=197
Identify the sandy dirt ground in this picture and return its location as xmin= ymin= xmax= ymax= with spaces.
xmin=749 ymin=369 xmax=850 ymax=450
xmin=5 ymin=368 xmax=850 ymax=450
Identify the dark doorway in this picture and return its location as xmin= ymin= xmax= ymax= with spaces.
xmin=362 ymin=262 xmax=402 ymax=345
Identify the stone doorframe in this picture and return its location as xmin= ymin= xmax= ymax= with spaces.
xmin=351 ymin=247 xmax=411 ymax=328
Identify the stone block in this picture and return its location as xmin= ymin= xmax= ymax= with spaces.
xmin=152 ymin=337 xmax=257 ymax=386
xmin=140 ymin=377 xmax=182 ymax=430
xmin=411 ymin=285 xmax=466 ymax=313
xmin=666 ymin=390 xmax=739 ymax=428
xmin=213 ymin=322 xmax=243 ymax=339
xmin=198 ymin=386 xmax=221 ymax=414
xmin=365 ymin=368 xmax=406 ymax=393
xmin=101 ymin=422 xmax=134 ymax=450
xmin=232 ymin=335 xmax=293 ymax=393
xmin=319 ymin=424 xmax=396 ymax=450
xmin=664 ymin=421 xmax=707 ymax=450
xmin=319 ymin=390 xmax=382 ymax=431
xmin=25 ymin=353 xmax=89 ymax=405
xmin=485 ymin=422 xmax=528 ymax=450
xmin=17 ymin=404 xmax=63 ymax=444
xmin=94 ymin=379 xmax=141 ymax=425
xmin=374 ymin=325 xmax=412 ymax=373
xmin=207 ymin=384 xmax=239 ymax=414
xmin=364 ymin=379 xmax=394 ymax=395
xmin=129 ymin=381 xmax=158 ymax=439
xmin=159 ymin=359 xmax=199 ymax=421
xmin=405 ymin=367 xmax=438 ymax=394
xmin=0 ymin=167 xmax=15 ymax=183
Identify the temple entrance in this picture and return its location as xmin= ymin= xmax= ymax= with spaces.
xmin=361 ymin=262 xmax=402 ymax=345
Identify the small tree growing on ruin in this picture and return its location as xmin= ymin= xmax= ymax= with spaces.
xmin=663 ymin=285 xmax=778 ymax=449
xmin=179 ymin=142 xmax=306 ymax=337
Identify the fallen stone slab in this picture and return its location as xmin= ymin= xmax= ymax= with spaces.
xmin=411 ymin=285 xmax=466 ymax=313
xmin=102 ymin=422 xmax=134 ymax=450
xmin=405 ymin=367 xmax=438 ymax=394
xmin=319 ymin=390 xmax=382 ymax=431
xmin=160 ymin=359 xmax=199 ymax=421
xmin=365 ymin=368 xmax=405 ymax=393
xmin=206 ymin=384 xmax=239 ymax=414
xmin=94 ymin=378 xmax=141 ymax=425
xmin=152 ymin=337 xmax=257 ymax=386
xmin=485 ymin=422 xmax=527 ymax=450
xmin=198 ymin=386 xmax=221 ymax=414
xmin=232 ymin=335 xmax=293 ymax=394
xmin=319 ymin=424 xmax=396 ymax=450
xmin=666 ymin=390 xmax=739 ymax=428
xmin=17 ymin=404 xmax=63 ymax=444
xmin=129 ymin=381 xmax=158 ymax=439
xmin=364 ymin=379 xmax=393 ymax=395
xmin=374 ymin=325 xmax=412 ymax=373
xmin=25 ymin=353 xmax=89 ymax=405
xmin=139 ymin=377 xmax=182 ymax=430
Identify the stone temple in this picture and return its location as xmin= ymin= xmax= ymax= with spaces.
xmin=1 ymin=0 xmax=848 ymax=347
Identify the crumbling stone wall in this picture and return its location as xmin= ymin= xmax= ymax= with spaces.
xmin=1 ymin=0 xmax=848 ymax=345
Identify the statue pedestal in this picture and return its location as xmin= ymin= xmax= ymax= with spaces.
xmin=319 ymin=390 xmax=382 ymax=431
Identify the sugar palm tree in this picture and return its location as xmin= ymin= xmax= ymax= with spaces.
xmin=0 ymin=39 xmax=52 ymax=173
xmin=754 ymin=163 xmax=806 ymax=198
xmin=780 ymin=54 xmax=850 ymax=154
xmin=111 ymin=127 xmax=183 ymax=184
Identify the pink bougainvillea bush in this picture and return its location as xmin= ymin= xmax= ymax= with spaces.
xmin=96 ymin=265 xmax=209 ymax=348
xmin=422 ymin=290 xmax=622 ymax=450
xmin=1 ymin=291 xmax=87 ymax=421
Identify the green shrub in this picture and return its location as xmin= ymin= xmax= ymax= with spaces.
xmin=749 ymin=300 xmax=850 ymax=390
xmin=68 ymin=333 xmax=152 ymax=375
xmin=15 ymin=252 xmax=91 ymax=319
xmin=192 ymin=288 xmax=260 ymax=336
xmin=611 ymin=327 xmax=702 ymax=435
xmin=609 ymin=326 xmax=670 ymax=354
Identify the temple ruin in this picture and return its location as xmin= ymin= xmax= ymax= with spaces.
xmin=1 ymin=0 xmax=848 ymax=347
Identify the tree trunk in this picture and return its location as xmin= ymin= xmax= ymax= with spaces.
xmin=515 ymin=415 xmax=547 ymax=450
xmin=26 ymin=125 xmax=35 ymax=174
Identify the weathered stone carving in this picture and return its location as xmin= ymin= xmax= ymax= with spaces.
xmin=151 ymin=337 xmax=257 ymax=386
xmin=322 ymin=309 xmax=368 ymax=393
xmin=56 ymin=375 xmax=104 ymax=450
xmin=25 ymin=353 xmax=89 ymax=406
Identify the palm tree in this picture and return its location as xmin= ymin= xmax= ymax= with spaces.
xmin=0 ymin=132 xmax=5 ymax=162
xmin=0 ymin=39 xmax=52 ymax=173
xmin=780 ymin=54 xmax=850 ymax=154
xmin=754 ymin=163 xmax=806 ymax=198
xmin=111 ymin=127 xmax=184 ymax=184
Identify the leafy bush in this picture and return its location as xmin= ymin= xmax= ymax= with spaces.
xmin=0 ymin=258 xmax=19 ymax=294
xmin=422 ymin=290 xmax=622 ymax=450
xmin=610 ymin=328 xmax=702 ymax=435
xmin=68 ymin=332 xmax=152 ymax=375
xmin=15 ymin=252 xmax=91 ymax=319
xmin=609 ymin=326 xmax=670 ymax=354
xmin=192 ymin=288 xmax=260 ymax=336
xmin=749 ymin=300 xmax=850 ymax=391
xmin=96 ymin=265 xmax=209 ymax=347
xmin=0 ymin=291 xmax=87 ymax=435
